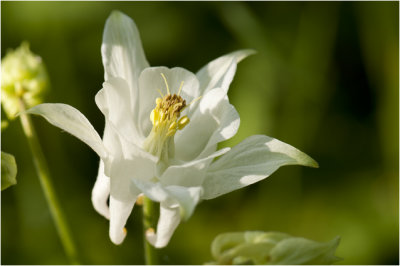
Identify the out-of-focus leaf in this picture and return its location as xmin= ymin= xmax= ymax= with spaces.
xmin=209 ymin=231 xmax=341 ymax=265
xmin=270 ymin=236 xmax=342 ymax=265
xmin=1 ymin=151 xmax=17 ymax=190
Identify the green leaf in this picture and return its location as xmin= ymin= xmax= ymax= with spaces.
xmin=269 ymin=236 xmax=342 ymax=265
xmin=211 ymin=231 xmax=291 ymax=264
xmin=209 ymin=231 xmax=342 ymax=265
xmin=1 ymin=151 xmax=17 ymax=190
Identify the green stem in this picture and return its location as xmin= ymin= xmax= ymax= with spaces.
xmin=19 ymin=99 xmax=80 ymax=264
xmin=142 ymin=196 xmax=159 ymax=265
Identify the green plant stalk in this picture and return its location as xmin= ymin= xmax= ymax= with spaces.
xmin=142 ymin=196 xmax=159 ymax=265
xmin=18 ymin=99 xmax=80 ymax=265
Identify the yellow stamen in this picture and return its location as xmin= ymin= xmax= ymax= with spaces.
xmin=169 ymin=121 xmax=177 ymax=131
xmin=178 ymin=116 xmax=190 ymax=130
xmin=178 ymin=81 xmax=184 ymax=96
xmin=157 ymin=89 xmax=164 ymax=98
xmin=189 ymin=95 xmax=203 ymax=106
xmin=150 ymin=109 xmax=156 ymax=124
xmin=167 ymin=128 xmax=177 ymax=137
xmin=160 ymin=73 xmax=170 ymax=95
xmin=143 ymin=81 xmax=193 ymax=163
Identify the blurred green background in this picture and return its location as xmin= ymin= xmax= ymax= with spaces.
xmin=1 ymin=1 xmax=398 ymax=265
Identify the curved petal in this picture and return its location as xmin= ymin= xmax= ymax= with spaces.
xmin=160 ymin=147 xmax=230 ymax=187
xmin=102 ymin=10 xmax=149 ymax=124
xmin=91 ymin=112 xmax=126 ymax=220
xmin=145 ymin=186 xmax=202 ymax=248
xmin=174 ymin=50 xmax=253 ymax=160
xmin=109 ymin=194 xmax=136 ymax=245
xmin=175 ymin=87 xmax=239 ymax=161
xmin=137 ymin=67 xmax=200 ymax=136
xmin=27 ymin=103 xmax=106 ymax=158
xmin=164 ymin=186 xmax=203 ymax=221
xmin=91 ymin=160 xmax=110 ymax=219
xmin=196 ymin=49 xmax=255 ymax=95
xmin=105 ymin=132 xmax=156 ymax=244
xmin=146 ymin=204 xmax=181 ymax=248
xmin=202 ymin=135 xmax=319 ymax=200
xmin=131 ymin=180 xmax=170 ymax=203
xmin=132 ymin=180 xmax=203 ymax=221
xmin=95 ymin=77 xmax=144 ymax=145
xmin=198 ymin=89 xmax=240 ymax=157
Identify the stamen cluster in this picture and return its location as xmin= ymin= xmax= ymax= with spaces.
xmin=150 ymin=94 xmax=189 ymax=137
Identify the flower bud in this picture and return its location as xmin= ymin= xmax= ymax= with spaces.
xmin=1 ymin=42 xmax=49 ymax=119
xmin=209 ymin=231 xmax=341 ymax=265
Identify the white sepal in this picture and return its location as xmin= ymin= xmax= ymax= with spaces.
xmin=202 ymin=135 xmax=318 ymax=200
xmin=27 ymin=103 xmax=107 ymax=158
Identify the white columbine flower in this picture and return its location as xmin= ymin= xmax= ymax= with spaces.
xmin=28 ymin=11 xmax=318 ymax=248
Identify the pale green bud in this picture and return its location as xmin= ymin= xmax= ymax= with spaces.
xmin=1 ymin=151 xmax=17 ymax=191
xmin=1 ymin=42 xmax=49 ymax=119
xmin=209 ymin=231 xmax=341 ymax=265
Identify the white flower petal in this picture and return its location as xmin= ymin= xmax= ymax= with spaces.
xmin=110 ymin=156 xmax=156 ymax=201
xmin=175 ymin=88 xmax=239 ymax=161
xmin=132 ymin=180 xmax=170 ymax=203
xmin=27 ymin=103 xmax=106 ymax=158
xmin=164 ymin=186 xmax=203 ymax=221
xmin=133 ymin=178 xmax=204 ymax=221
xmin=107 ymin=152 xmax=156 ymax=245
xmin=202 ymin=135 xmax=319 ymax=200
xmin=106 ymin=121 xmax=158 ymax=165
xmin=174 ymin=50 xmax=254 ymax=161
xmin=146 ymin=203 xmax=181 ymax=248
xmin=95 ymin=77 xmax=143 ymax=145
xmin=102 ymin=11 xmax=149 ymax=122
xmin=91 ymin=160 xmax=110 ymax=219
xmin=160 ymin=147 xmax=230 ymax=187
xmin=109 ymin=195 xmax=136 ymax=245
xmin=137 ymin=67 xmax=200 ymax=136
xmin=198 ymin=88 xmax=240 ymax=157
xmin=134 ymin=176 xmax=203 ymax=224
xmin=196 ymin=49 xmax=255 ymax=95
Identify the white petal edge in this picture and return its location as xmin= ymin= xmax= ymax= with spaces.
xmin=146 ymin=204 xmax=181 ymax=248
xmin=91 ymin=160 xmax=110 ymax=219
xmin=196 ymin=49 xmax=256 ymax=95
xmin=109 ymin=195 xmax=137 ymax=245
xmin=164 ymin=186 xmax=203 ymax=221
xmin=175 ymin=87 xmax=239 ymax=161
xmin=202 ymin=135 xmax=318 ymax=200
xmin=27 ymin=103 xmax=107 ymax=158
xmin=160 ymin=147 xmax=230 ymax=187
xmin=95 ymin=77 xmax=144 ymax=145
xmin=107 ymin=153 xmax=155 ymax=245
xmin=198 ymin=88 xmax=240 ymax=157
xmin=102 ymin=10 xmax=149 ymax=125
xmin=132 ymin=179 xmax=203 ymax=221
